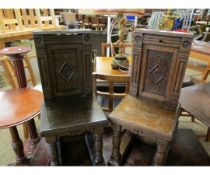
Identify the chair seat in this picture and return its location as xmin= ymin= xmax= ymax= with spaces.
xmin=179 ymin=82 xmax=210 ymax=126
xmin=109 ymin=95 xmax=177 ymax=141
xmin=40 ymin=96 xmax=108 ymax=137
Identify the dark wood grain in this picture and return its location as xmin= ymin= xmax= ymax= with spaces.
xmin=34 ymin=30 xmax=108 ymax=165
xmin=34 ymin=31 xmax=94 ymax=101
xmin=40 ymin=96 xmax=108 ymax=137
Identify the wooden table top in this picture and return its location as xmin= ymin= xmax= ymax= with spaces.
xmin=95 ymin=57 xmax=131 ymax=77
xmin=0 ymin=88 xmax=43 ymax=128
xmin=191 ymin=40 xmax=210 ymax=56
xmin=179 ymin=82 xmax=210 ymax=126
xmin=0 ymin=46 xmax=31 ymax=56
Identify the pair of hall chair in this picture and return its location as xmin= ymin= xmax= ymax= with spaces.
xmin=34 ymin=29 xmax=193 ymax=166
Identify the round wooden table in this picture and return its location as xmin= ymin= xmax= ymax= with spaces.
xmin=0 ymin=46 xmax=41 ymax=156
xmin=0 ymin=88 xmax=43 ymax=165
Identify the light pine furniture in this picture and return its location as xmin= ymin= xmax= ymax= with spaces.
xmin=0 ymin=9 xmax=58 ymax=33
xmin=93 ymin=56 xmax=131 ymax=112
xmin=179 ymin=83 xmax=210 ymax=142
xmin=0 ymin=9 xmax=65 ymax=50
xmin=108 ymin=29 xmax=193 ymax=166
xmin=34 ymin=30 xmax=108 ymax=166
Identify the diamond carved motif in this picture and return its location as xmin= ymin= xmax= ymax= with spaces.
xmin=149 ymin=60 xmax=164 ymax=87
xmin=58 ymin=61 xmax=76 ymax=82
xmin=143 ymin=50 xmax=173 ymax=96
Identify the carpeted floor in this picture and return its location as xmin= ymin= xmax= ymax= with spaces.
xmin=0 ymin=109 xmax=210 ymax=166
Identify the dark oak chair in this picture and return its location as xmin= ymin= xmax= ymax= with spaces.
xmin=34 ymin=30 xmax=108 ymax=166
xmin=108 ymin=29 xmax=193 ymax=166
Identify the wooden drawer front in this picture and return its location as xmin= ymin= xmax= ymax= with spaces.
xmin=143 ymin=34 xmax=182 ymax=47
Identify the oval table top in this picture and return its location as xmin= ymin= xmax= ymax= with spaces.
xmin=0 ymin=46 xmax=31 ymax=56
xmin=95 ymin=57 xmax=131 ymax=78
xmin=0 ymin=88 xmax=43 ymax=129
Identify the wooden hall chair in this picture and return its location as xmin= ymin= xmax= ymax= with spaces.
xmin=108 ymin=29 xmax=193 ymax=166
xmin=33 ymin=30 xmax=108 ymax=166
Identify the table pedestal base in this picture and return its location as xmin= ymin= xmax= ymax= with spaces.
xmin=25 ymin=119 xmax=40 ymax=158
xmin=9 ymin=126 xmax=28 ymax=165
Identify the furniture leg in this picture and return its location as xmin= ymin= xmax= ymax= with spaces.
xmin=45 ymin=137 xmax=59 ymax=166
xmin=25 ymin=119 xmax=40 ymax=157
xmin=9 ymin=126 xmax=27 ymax=165
xmin=94 ymin=127 xmax=105 ymax=165
xmin=23 ymin=123 xmax=29 ymax=139
xmin=108 ymin=124 xmax=121 ymax=166
xmin=202 ymin=63 xmax=210 ymax=82
xmin=205 ymin=127 xmax=210 ymax=142
xmin=108 ymin=81 xmax=114 ymax=111
xmin=27 ymin=119 xmax=39 ymax=143
xmin=152 ymin=141 xmax=170 ymax=166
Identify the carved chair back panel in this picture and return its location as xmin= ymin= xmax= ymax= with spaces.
xmin=46 ymin=44 xmax=84 ymax=97
xmin=140 ymin=44 xmax=178 ymax=101
xmin=131 ymin=29 xmax=193 ymax=110
xmin=34 ymin=32 xmax=93 ymax=101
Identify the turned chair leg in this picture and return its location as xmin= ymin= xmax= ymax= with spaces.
xmin=108 ymin=124 xmax=121 ymax=166
xmin=152 ymin=141 xmax=170 ymax=166
xmin=94 ymin=127 xmax=105 ymax=165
